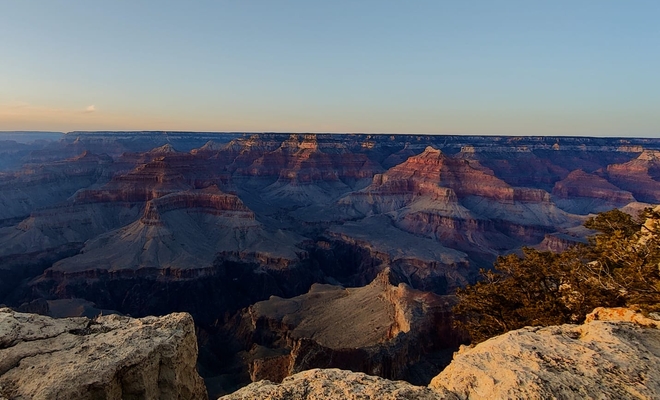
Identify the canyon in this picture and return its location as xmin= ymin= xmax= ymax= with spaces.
xmin=1 ymin=131 xmax=659 ymax=397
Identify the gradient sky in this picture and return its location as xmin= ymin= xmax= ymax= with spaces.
xmin=1 ymin=1 xmax=659 ymax=136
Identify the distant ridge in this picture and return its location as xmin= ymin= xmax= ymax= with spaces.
xmin=0 ymin=131 xmax=63 ymax=143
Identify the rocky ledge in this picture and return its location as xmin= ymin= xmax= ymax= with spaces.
xmin=222 ymin=307 xmax=660 ymax=400
xmin=0 ymin=308 xmax=207 ymax=400
xmin=221 ymin=368 xmax=456 ymax=400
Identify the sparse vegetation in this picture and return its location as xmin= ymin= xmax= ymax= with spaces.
xmin=454 ymin=208 xmax=660 ymax=343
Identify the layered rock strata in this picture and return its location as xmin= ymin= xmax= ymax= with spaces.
xmin=325 ymin=216 xmax=470 ymax=292
xmin=232 ymin=270 xmax=464 ymax=386
xmin=552 ymin=169 xmax=636 ymax=214
xmin=605 ymin=150 xmax=660 ymax=203
xmin=0 ymin=151 xmax=113 ymax=223
xmin=340 ymin=146 xmax=580 ymax=265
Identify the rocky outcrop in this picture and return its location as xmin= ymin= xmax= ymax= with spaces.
xmin=553 ymin=170 xmax=634 ymax=203
xmin=325 ymin=216 xmax=470 ymax=292
xmin=605 ymin=150 xmax=660 ymax=203
xmin=551 ymin=169 xmax=636 ymax=214
xmin=75 ymin=155 xmax=195 ymax=204
xmin=430 ymin=307 xmax=660 ymax=399
xmin=340 ymin=146 xmax=581 ymax=267
xmin=0 ymin=308 xmax=206 ymax=400
xmin=220 ymin=369 xmax=455 ymax=400
xmin=140 ymin=186 xmax=253 ymax=225
xmin=45 ymin=202 xmax=302 ymax=274
xmin=231 ymin=270 xmax=464 ymax=387
xmin=535 ymin=232 xmax=587 ymax=253
xmin=361 ymin=146 xmax=515 ymax=202
xmin=223 ymin=307 xmax=660 ymax=400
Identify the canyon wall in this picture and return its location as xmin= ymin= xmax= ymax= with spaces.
xmin=1 ymin=132 xmax=660 ymax=396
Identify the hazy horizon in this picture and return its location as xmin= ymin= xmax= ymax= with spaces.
xmin=2 ymin=1 xmax=659 ymax=137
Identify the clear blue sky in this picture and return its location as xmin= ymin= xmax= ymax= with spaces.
xmin=1 ymin=1 xmax=659 ymax=136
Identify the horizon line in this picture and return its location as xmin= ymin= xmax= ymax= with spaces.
xmin=1 ymin=130 xmax=657 ymax=140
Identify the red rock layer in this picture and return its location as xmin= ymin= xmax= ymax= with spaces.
xmin=140 ymin=187 xmax=254 ymax=225
xmin=552 ymin=170 xmax=635 ymax=203
xmin=236 ymin=134 xmax=382 ymax=185
xmin=76 ymin=151 xmax=232 ymax=204
xmin=605 ymin=151 xmax=660 ymax=203
xmin=372 ymin=146 xmax=535 ymax=203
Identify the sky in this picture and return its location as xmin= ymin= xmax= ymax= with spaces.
xmin=1 ymin=1 xmax=659 ymax=136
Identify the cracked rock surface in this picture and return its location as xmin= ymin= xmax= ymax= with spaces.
xmin=430 ymin=307 xmax=660 ymax=399
xmin=0 ymin=308 xmax=206 ymax=400
xmin=221 ymin=368 xmax=457 ymax=400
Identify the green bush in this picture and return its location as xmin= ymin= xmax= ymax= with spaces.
xmin=454 ymin=208 xmax=660 ymax=343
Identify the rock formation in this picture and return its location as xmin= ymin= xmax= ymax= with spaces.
xmin=230 ymin=270 xmax=463 ymax=387
xmin=605 ymin=150 xmax=660 ymax=203
xmin=0 ymin=308 xmax=207 ymax=400
xmin=1 ymin=133 xmax=660 ymax=397
xmin=0 ymin=151 xmax=113 ymax=224
xmin=221 ymin=369 xmax=455 ymax=400
xmin=339 ymin=146 xmax=581 ymax=269
xmin=552 ymin=169 xmax=636 ymax=214
xmin=325 ymin=216 xmax=470 ymax=291
xmin=222 ymin=307 xmax=660 ymax=400
xmin=234 ymin=134 xmax=381 ymax=206
xmin=430 ymin=307 xmax=660 ymax=399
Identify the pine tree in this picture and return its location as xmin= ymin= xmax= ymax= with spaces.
xmin=454 ymin=208 xmax=660 ymax=343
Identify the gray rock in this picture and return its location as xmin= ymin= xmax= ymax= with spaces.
xmin=0 ymin=308 xmax=207 ymax=400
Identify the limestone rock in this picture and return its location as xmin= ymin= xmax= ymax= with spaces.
xmin=430 ymin=308 xmax=660 ymax=399
xmin=585 ymin=306 xmax=660 ymax=328
xmin=220 ymin=368 xmax=456 ymax=400
xmin=0 ymin=308 xmax=207 ymax=400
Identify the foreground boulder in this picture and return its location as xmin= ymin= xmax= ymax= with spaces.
xmin=221 ymin=368 xmax=456 ymax=400
xmin=430 ymin=307 xmax=660 ymax=399
xmin=0 ymin=308 xmax=207 ymax=400
xmin=223 ymin=307 xmax=660 ymax=399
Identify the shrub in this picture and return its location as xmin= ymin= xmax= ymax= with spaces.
xmin=454 ymin=208 xmax=660 ymax=343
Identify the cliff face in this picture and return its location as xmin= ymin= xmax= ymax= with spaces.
xmin=325 ymin=216 xmax=471 ymax=292
xmin=553 ymin=169 xmax=635 ymax=203
xmin=606 ymin=150 xmax=660 ymax=203
xmin=339 ymin=146 xmax=581 ymax=267
xmin=226 ymin=269 xmax=465 ymax=391
xmin=0 ymin=308 xmax=207 ymax=400
xmin=222 ymin=308 xmax=660 ymax=400
xmin=234 ymin=134 xmax=382 ymax=206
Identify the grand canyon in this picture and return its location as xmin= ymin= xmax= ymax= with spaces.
xmin=1 ymin=131 xmax=659 ymax=398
